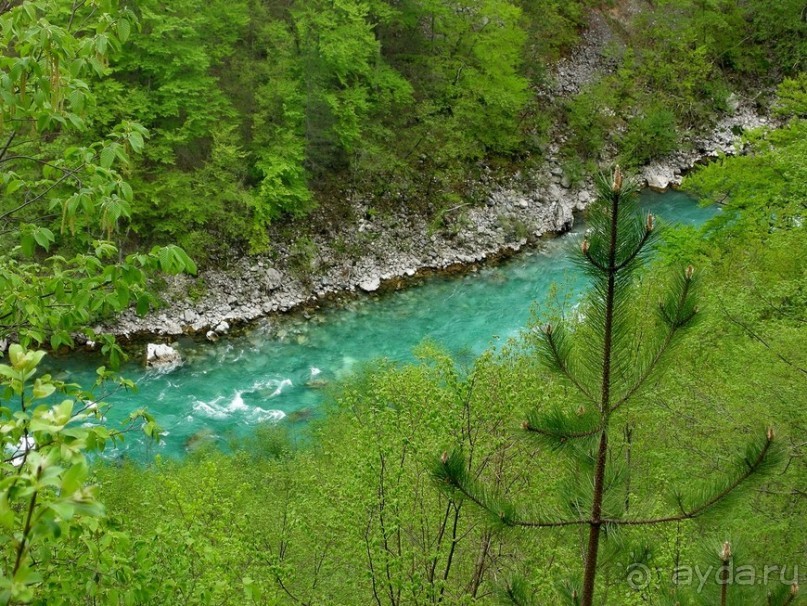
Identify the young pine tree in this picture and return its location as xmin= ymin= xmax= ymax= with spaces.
xmin=435 ymin=167 xmax=786 ymax=606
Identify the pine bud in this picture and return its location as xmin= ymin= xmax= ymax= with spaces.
xmin=543 ymin=323 xmax=553 ymax=335
xmin=767 ymin=427 xmax=775 ymax=441
xmin=521 ymin=420 xmax=530 ymax=431
xmin=791 ymin=584 xmax=799 ymax=596
xmin=612 ymin=166 xmax=623 ymax=192
xmin=720 ymin=541 xmax=732 ymax=562
xmin=440 ymin=451 xmax=449 ymax=465
xmin=581 ymin=238 xmax=590 ymax=255
xmin=577 ymin=406 xmax=586 ymax=416
xmin=572 ymin=589 xmax=578 ymax=600
xmin=685 ymin=265 xmax=695 ymax=280
xmin=646 ymin=213 xmax=655 ymax=231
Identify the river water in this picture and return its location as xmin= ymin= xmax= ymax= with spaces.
xmin=50 ymin=190 xmax=718 ymax=458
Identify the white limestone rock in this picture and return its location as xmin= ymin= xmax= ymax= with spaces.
xmin=643 ymin=164 xmax=682 ymax=192
xmin=146 ymin=343 xmax=181 ymax=368
xmin=264 ymin=268 xmax=283 ymax=291
xmin=359 ymin=276 xmax=381 ymax=292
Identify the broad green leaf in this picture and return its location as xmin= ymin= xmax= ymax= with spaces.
xmin=119 ymin=180 xmax=133 ymax=202
xmin=20 ymin=233 xmax=36 ymax=257
xmin=32 ymin=227 xmax=54 ymax=251
xmin=23 ymin=350 xmax=46 ymax=371
xmin=23 ymin=2 xmax=37 ymax=21
xmin=136 ymin=294 xmax=150 ymax=316
xmin=0 ymin=494 xmax=14 ymax=529
xmin=32 ymin=379 xmax=55 ymax=400
xmin=99 ymin=145 xmax=116 ymax=169
xmin=127 ymin=131 xmax=144 ymax=154
xmin=117 ymin=18 xmax=131 ymax=43
xmin=60 ymin=463 xmax=87 ymax=495
xmin=9 ymin=344 xmax=24 ymax=368
xmin=49 ymin=501 xmax=76 ymax=521
xmin=5 ymin=179 xmax=24 ymax=195
xmin=53 ymin=399 xmax=74 ymax=425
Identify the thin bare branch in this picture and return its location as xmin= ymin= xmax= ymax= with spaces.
xmin=0 ymin=163 xmax=85 ymax=224
xmin=0 ymin=130 xmax=16 ymax=162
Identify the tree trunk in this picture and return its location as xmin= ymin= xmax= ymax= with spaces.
xmin=581 ymin=182 xmax=621 ymax=606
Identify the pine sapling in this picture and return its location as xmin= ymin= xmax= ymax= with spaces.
xmin=434 ymin=167 xmax=782 ymax=606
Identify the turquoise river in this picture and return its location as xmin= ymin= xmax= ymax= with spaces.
xmin=51 ymin=190 xmax=718 ymax=458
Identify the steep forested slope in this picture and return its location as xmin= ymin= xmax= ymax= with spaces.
xmin=22 ymin=0 xmax=803 ymax=262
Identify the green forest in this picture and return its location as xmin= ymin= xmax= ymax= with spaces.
xmin=0 ymin=0 xmax=805 ymax=604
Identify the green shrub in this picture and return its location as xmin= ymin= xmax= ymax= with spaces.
xmin=619 ymin=104 xmax=678 ymax=166
xmin=565 ymin=83 xmax=618 ymax=158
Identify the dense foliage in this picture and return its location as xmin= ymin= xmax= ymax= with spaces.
xmin=0 ymin=0 xmax=196 ymax=362
xmin=0 ymin=346 xmax=159 ymax=603
xmin=94 ymin=0 xmax=547 ymax=257
xmin=7 ymin=0 xmax=800 ymax=261
xmin=561 ymin=0 xmax=806 ymax=167
xmin=0 ymin=0 xmax=805 ymax=604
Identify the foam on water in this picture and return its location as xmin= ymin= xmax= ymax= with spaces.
xmin=7 ymin=436 xmax=35 ymax=467
xmin=193 ymin=396 xmax=229 ymax=419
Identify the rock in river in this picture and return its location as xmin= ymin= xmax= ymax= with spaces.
xmin=146 ymin=343 xmax=182 ymax=368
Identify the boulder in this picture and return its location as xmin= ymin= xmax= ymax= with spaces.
xmin=264 ymin=268 xmax=283 ymax=291
xmin=146 ymin=343 xmax=181 ymax=368
xmin=547 ymin=183 xmax=563 ymax=202
xmin=214 ymin=320 xmax=230 ymax=335
xmin=205 ymin=330 xmax=219 ymax=343
xmin=643 ymin=164 xmax=682 ymax=192
xmin=359 ymin=276 xmax=381 ymax=292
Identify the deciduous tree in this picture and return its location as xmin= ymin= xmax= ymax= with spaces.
xmin=0 ymin=1 xmax=195 ymax=362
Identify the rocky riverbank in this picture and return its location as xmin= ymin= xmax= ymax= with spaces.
xmin=108 ymin=101 xmax=769 ymax=343
xmin=106 ymin=6 xmax=773 ymax=343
